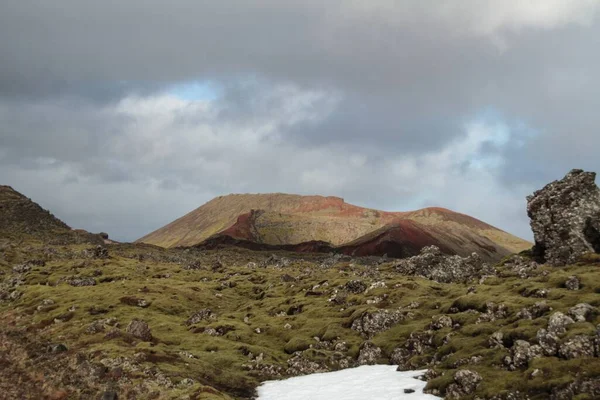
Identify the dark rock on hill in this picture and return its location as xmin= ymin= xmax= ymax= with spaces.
xmin=527 ymin=169 xmax=600 ymax=265
xmin=0 ymin=186 xmax=104 ymax=245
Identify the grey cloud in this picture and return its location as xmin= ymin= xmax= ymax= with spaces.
xmin=1 ymin=1 xmax=600 ymax=241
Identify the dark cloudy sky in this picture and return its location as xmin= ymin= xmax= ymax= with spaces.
xmin=2 ymin=1 xmax=600 ymax=241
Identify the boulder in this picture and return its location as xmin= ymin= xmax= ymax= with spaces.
xmin=548 ymin=312 xmax=574 ymax=335
xmin=489 ymin=331 xmax=504 ymax=349
xmin=516 ymin=301 xmax=551 ymax=320
xmin=126 ymin=319 xmax=152 ymax=341
xmin=568 ymin=303 xmax=596 ymax=322
xmin=558 ymin=335 xmax=595 ymax=359
xmin=565 ymin=275 xmax=581 ymax=291
xmin=536 ymin=329 xmax=560 ymax=356
xmin=357 ymin=341 xmax=382 ymax=365
xmin=507 ymin=340 xmax=543 ymax=369
xmin=446 ymin=370 xmax=482 ymax=399
xmin=527 ymin=169 xmax=600 ymax=265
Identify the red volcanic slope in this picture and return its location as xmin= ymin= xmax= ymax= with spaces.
xmin=138 ymin=193 xmax=531 ymax=261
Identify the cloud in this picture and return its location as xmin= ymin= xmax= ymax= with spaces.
xmin=1 ymin=1 xmax=599 ymax=242
xmin=0 ymin=85 xmax=536 ymax=241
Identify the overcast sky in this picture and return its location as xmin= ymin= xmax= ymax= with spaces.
xmin=1 ymin=1 xmax=600 ymax=242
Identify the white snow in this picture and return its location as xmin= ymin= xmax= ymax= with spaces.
xmin=256 ymin=365 xmax=442 ymax=400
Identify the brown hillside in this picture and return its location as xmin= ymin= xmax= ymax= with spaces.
xmin=136 ymin=193 xmax=531 ymax=260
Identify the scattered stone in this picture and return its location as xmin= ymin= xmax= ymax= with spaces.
xmin=185 ymin=309 xmax=216 ymax=325
xmin=527 ymin=169 xmax=600 ymax=265
xmin=126 ymin=319 xmax=152 ymax=341
xmin=357 ymin=341 xmax=382 ymax=365
xmin=558 ymin=335 xmax=595 ymax=359
xmin=404 ymin=388 xmax=415 ymax=394
xmin=565 ymin=275 xmax=581 ymax=290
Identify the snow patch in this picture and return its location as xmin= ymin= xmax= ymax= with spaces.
xmin=257 ymin=365 xmax=441 ymax=400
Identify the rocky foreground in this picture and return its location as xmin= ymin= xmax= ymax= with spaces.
xmin=0 ymin=170 xmax=599 ymax=400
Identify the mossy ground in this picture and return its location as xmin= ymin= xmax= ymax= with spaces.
xmin=1 ymin=238 xmax=599 ymax=399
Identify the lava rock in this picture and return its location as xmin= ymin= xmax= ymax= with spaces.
xmin=565 ymin=275 xmax=581 ymax=290
xmin=351 ymin=309 xmax=414 ymax=338
xmin=185 ymin=309 xmax=216 ymax=325
xmin=395 ymin=246 xmax=493 ymax=283
xmin=548 ymin=312 xmax=575 ymax=335
xmin=537 ymin=328 xmax=560 ymax=356
xmin=527 ymin=169 xmax=600 ymax=265
xmin=126 ymin=319 xmax=152 ymax=341
xmin=558 ymin=335 xmax=595 ymax=359
xmin=344 ymin=280 xmax=367 ymax=294
xmin=357 ymin=341 xmax=382 ymax=365
xmin=568 ymin=303 xmax=596 ymax=322
xmin=446 ymin=369 xmax=482 ymax=399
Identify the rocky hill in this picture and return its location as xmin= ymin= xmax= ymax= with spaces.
xmin=137 ymin=194 xmax=530 ymax=262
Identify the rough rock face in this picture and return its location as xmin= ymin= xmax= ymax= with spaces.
xmin=527 ymin=169 xmax=600 ymax=265
xmin=394 ymin=246 xmax=492 ymax=283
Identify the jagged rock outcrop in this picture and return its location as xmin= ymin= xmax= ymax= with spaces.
xmin=394 ymin=245 xmax=492 ymax=283
xmin=527 ymin=169 xmax=600 ymax=265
